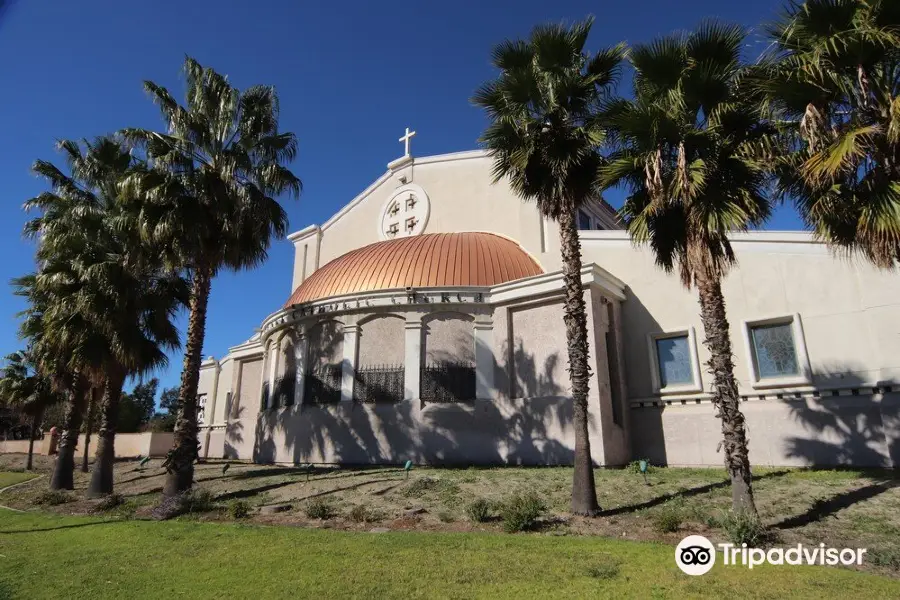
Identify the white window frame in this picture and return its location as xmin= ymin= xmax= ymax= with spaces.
xmin=741 ymin=313 xmax=812 ymax=389
xmin=648 ymin=327 xmax=703 ymax=395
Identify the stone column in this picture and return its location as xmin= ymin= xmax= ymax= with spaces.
xmin=294 ymin=333 xmax=308 ymax=406
xmin=340 ymin=324 xmax=360 ymax=403
xmin=403 ymin=315 xmax=423 ymax=402
xmin=474 ymin=317 xmax=495 ymax=400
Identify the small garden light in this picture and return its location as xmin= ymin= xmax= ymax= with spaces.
xmin=639 ymin=459 xmax=649 ymax=485
xmin=404 ymin=460 xmax=413 ymax=479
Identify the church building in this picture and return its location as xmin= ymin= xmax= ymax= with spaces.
xmin=195 ymin=131 xmax=900 ymax=469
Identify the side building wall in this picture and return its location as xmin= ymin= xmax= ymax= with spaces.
xmin=197 ymin=287 xmax=627 ymax=467
xmin=581 ymin=231 xmax=900 ymax=468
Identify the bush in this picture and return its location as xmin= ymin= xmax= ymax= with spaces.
xmin=500 ymin=492 xmax=545 ymax=533
xmin=465 ymin=498 xmax=492 ymax=523
xmin=401 ymin=477 xmax=439 ymax=498
xmin=305 ymin=498 xmax=335 ymax=520
xmin=868 ymin=548 xmax=900 ymax=570
xmin=720 ymin=509 xmax=767 ymax=546
xmin=93 ymin=493 xmax=125 ymax=512
xmin=348 ymin=504 xmax=380 ymax=523
xmin=33 ymin=490 xmax=74 ymax=506
xmin=651 ymin=501 xmax=684 ymax=533
xmin=179 ymin=488 xmax=217 ymax=514
xmin=228 ymin=500 xmax=252 ymax=520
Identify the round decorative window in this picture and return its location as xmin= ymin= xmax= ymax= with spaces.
xmin=378 ymin=184 xmax=430 ymax=241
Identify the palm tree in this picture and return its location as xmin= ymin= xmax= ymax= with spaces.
xmin=473 ymin=18 xmax=626 ymax=515
xmin=756 ymin=0 xmax=900 ymax=267
xmin=600 ymin=23 xmax=776 ymax=515
xmin=23 ymin=138 xmax=188 ymax=497
xmin=13 ymin=273 xmax=94 ymax=490
xmin=121 ymin=57 xmax=302 ymax=496
xmin=81 ymin=387 xmax=98 ymax=473
xmin=0 ymin=350 xmax=62 ymax=470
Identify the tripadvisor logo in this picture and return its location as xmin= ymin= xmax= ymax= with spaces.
xmin=675 ymin=535 xmax=867 ymax=575
xmin=675 ymin=535 xmax=716 ymax=575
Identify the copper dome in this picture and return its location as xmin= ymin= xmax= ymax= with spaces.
xmin=285 ymin=232 xmax=543 ymax=306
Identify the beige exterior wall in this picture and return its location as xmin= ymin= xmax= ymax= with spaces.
xmin=580 ymin=232 xmax=900 ymax=398
xmin=358 ymin=315 xmax=405 ymax=367
xmin=0 ymin=440 xmax=32 ymax=454
xmin=212 ymin=357 xmax=234 ymax=425
xmin=580 ymin=231 xmax=900 ymax=467
xmin=631 ymin=392 xmax=899 ymax=468
xmin=422 ymin=312 xmax=474 ymax=365
xmin=2 ymin=432 xmax=174 ymax=458
xmin=307 ymin=320 xmax=344 ymax=368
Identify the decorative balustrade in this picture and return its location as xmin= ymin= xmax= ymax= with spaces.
xmin=304 ymin=364 xmax=343 ymax=404
xmin=421 ymin=361 xmax=476 ymax=403
xmin=354 ymin=365 xmax=405 ymax=403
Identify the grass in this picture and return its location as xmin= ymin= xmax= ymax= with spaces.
xmin=0 ymin=511 xmax=898 ymax=599
xmin=0 ymin=471 xmax=38 ymax=489
xmin=1 ymin=455 xmax=898 ymax=578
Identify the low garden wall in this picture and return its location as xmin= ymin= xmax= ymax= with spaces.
xmin=0 ymin=432 xmax=175 ymax=458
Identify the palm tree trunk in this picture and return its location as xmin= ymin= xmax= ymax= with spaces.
xmin=695 ymin=272 xmax=758 ymax=516
xmin=50 ymin=378 xmax=89 ymax=491
xmin=81 ymin=387 xmax=99 ymax=473
xmin=26 ymin=406 xmax=44 ymax=471
xmin=163 ymin=263 xmax=212 ymax=497
xmin=87 ymin=372 xmax=125 ymax=497
xmin=558 ymin=207 xmax=599 ymax=516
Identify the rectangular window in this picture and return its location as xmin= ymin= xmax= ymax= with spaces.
xmin=578 ymin=210 xmax=592 ymax=230
xmin=750 ymin=322 xmax=799 ymax=379
xmin=655 ymin=335 xmax=694 ymax=387
xmin=605 ymin=304 xmax=623 ymax=426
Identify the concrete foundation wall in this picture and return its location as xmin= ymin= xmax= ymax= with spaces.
xmin=630 ymin=391 xmax=899 ymax=468
xmin=226 ymin=397 xmax=608 ymax=466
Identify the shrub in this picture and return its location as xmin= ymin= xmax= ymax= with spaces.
xmin=94 ymin=493 xmax=125 ymax=512
xmin=179 ymin=488 xmax=217 ymax=514
xmin=465 ymin=498 xmax=492 ymax=523
xmin=33 ymin=490 xmax=73 ymax=506
xmin=719 ymin=509 xmax=767 ymax=546
xmin=500 ymin=492 xmax=545 ymax=533
xmin=401 ymin=477 xmax=438 ymax=498
xmin=651 ymin=501 xmax=684 ymax=533
xmin=348 ymin=504 xmax=380 ymax=523
xmin=228 ymin=500 xmax=252 ymax=520
xmin=868 ymin=548 xmax=900 ymax=570
xmin=305 ymin=498 xmax=335 ymax=520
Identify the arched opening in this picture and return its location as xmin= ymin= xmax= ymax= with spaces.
xmin=421 ymin=312 xmax=476 ymax=402
xmin=304 ymin=320 xmax=344 ymax=404
xmin=272 ymin=332 xmax=297 ymax=408
xmin=261 ymin=339 xmax=275 ymax=410
xmin=355 ymin=315 xmax=405 ymax=403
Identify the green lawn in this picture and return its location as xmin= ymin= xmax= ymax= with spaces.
xmin=0 ymin=471 xmax=37 ymax=490
xmin=1 ymin=511 xmax=898 ymax=599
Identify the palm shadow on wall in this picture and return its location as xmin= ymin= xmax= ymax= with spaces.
xmin=243 ymin=321 xmax=590 ymax=466
xmin=784 ymin=363 xmax=898 ymax=469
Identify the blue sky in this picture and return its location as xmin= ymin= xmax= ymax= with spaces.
xmin=0 ymin=0 xmax=797 ymax=396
